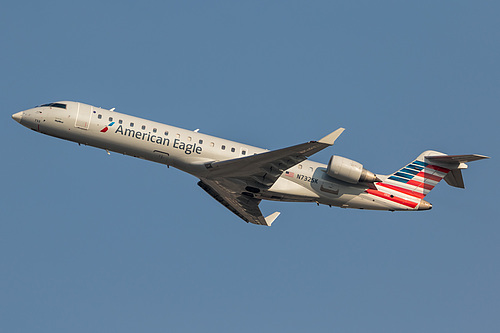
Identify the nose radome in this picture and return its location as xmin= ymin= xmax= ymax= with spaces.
xmin=12 ymin=111 xmax=23 ymax=123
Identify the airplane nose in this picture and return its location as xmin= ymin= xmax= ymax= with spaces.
xmin=12 ymin=111 xmax=23 ymax=123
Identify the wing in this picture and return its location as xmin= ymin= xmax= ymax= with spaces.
xmin=198 ymin=179 xmax=280 ymax=226
xmin=204 ymin=128 xmax=345 ymax=188
xmin=197 ymin=128 xmax=344 ymax=225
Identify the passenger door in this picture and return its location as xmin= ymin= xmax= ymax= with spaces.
xmin=74 ymin=103 xmax=92 ymax=129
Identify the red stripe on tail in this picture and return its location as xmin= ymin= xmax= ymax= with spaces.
xmin=377 ymin=183 xmax=425 ymax=199
xmin=416 ymin=172 xmax=443 ymax=182
xmin=426 ymin=165 xmax=450 ymax=173
xmin=407 ymin=180 xmax=435 ymax=190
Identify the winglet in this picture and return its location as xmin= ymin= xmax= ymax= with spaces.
xmin=264 ymin=212 xmax=281 ymax=226
xmin=318 ymin=128 xmax=345 ymax=145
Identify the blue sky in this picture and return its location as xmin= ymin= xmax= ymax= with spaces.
xmin=1 ymin=1 xmax=498 ymax=332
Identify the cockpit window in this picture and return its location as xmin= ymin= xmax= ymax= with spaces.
xmin=39 ymin=103 xmax=67 ymax=109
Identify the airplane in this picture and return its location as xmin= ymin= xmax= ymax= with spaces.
xmin=11 ymin=101 xmax=489 ymax=226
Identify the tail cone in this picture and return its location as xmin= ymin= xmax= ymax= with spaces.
xmin=418 ymin=200 xmax=432 ymax=210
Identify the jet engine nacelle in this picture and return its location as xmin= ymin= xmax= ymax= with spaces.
xmin=326 ymin=155 xmax=379 ymax=184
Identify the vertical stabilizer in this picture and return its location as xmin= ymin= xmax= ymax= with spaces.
xmin=444 ymin=169 xmax=465 ymax=188
xmin=379 ymin=150 xmax=451 ymax=199
xmin=374 ymin=151 xmax=489 ymax=210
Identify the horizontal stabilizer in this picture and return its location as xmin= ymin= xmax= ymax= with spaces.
xmin=426 ymin=154 xmax=490 ymax=164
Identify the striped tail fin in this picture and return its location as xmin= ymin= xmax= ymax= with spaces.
xmin=365 ymin=151 xmax=489 ymax=211
xmin=379 ymin=150 xmax=451 ymax=199
xmin=364 ymin=151 xmax=450 ymax=210
xmin=378 ymin=150 xmax=489 ymax=199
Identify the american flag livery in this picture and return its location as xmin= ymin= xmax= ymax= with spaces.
xmin=366 ymin=151 xmax=451 ymax=209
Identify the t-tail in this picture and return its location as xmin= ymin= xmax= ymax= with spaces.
xmin=370 ymin=151 xmax=489 ymax=211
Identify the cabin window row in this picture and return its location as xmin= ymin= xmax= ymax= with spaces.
xmin=97 ymin=114 xmax=170 ymax=136
xmin=96 ymin=114 xmax=247 ymax=155
xmin=220 ymin=145 xmax=247 ymax=155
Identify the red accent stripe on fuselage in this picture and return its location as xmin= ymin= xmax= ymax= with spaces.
xmin=365 ymin=189 xmax=419 ymax=208
xmin=377 ymin=183 xmax=425 ymax=199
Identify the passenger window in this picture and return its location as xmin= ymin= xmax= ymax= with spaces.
xmin=98 ymin=114 xmax=102 ymax=119
xmin=199 ymin=139 xmax=203 ymax=144
xmin=187 ymin=136 xmax=192 ymax=141
xmin=142 ymin=125 xmax=146 ymax=130
xmin=109 ymin=117 xmax=113 ymax=121
xmin=241 ymin=150 xmax=246 ymax=155
xmin=130 ymin=122 xmax=134 ymax=127
xmin=210 ymin=142 xmax=214 ymax=147
xmin=298 ymin=164 xmax=302 ymax=169
xmin=176 ymin=134 xmax=180 ymax=139
xmin=119 ymin=119 xmax=123 ymax=124
xmin=153 ymin=128 xmax=157 ymax=133
xmin=231 ymin=148 xmax=235 ymax=152
xmin=221 ymin=145 xmax=226 ymax=150
xmin=164 ymin=131 xmax=169 ymax=136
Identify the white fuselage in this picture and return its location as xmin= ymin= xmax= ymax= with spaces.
xmin=12 ymin=101 xmax=410 ymax=211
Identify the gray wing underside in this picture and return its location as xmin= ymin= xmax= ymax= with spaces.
xmin=197 ymin=128 xmax=344 ymax=225
xmin=198 ymin=179 xmax=280 ymax=226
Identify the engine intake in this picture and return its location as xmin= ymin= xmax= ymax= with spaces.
xmin=326 ymin=155 xmax=379 ymax=184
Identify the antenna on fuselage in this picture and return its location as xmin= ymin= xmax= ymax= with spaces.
xmin=194 ymin=129 xmax=200 ymax=132
xmin=110 ymin=108 xmax=115 ymax=112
